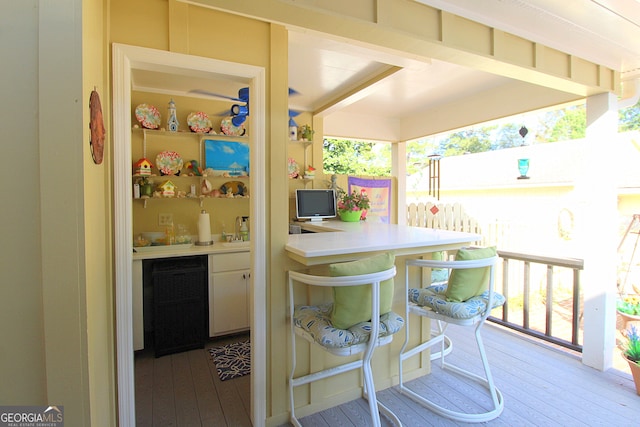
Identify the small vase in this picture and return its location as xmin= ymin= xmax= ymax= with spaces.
xmin=339 ymin=210 xmax=362 ymax=222
xmin=141 ymin=184 xmax=153 ymax=197
xmin=625 ymin=355 xmax=640 ymax=395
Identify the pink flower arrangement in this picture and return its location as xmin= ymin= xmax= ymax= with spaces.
xmin=337 ymin=189 xmax=370 ymax=212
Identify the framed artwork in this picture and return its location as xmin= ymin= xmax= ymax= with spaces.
xmin=204 ymin=138 xmax=250 ymax=177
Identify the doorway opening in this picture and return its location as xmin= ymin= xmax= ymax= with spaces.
xmin=112 ymin=43 xmax=266 ymax=426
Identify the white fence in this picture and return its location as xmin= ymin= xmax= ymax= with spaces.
xmin=406 ymin=201 xmax=514 ymax=247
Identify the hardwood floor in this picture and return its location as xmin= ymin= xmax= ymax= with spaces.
xmin=135 ymin=333 xmax=251 ymax=426
xmin=135 ymin=325 xmax=638 ymax=427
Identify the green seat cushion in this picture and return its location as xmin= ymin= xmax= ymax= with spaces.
xmin=329 ymin=252 xmax=395 ymax=330
xmin=444 ymin=246 xmax=497 ymax=302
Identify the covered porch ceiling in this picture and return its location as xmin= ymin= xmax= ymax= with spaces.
xmin=287 ymin=0 xmax=640 ymax=141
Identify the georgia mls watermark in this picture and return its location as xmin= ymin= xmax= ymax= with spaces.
xmin=0 ymin=406 xmax=63 ymax=427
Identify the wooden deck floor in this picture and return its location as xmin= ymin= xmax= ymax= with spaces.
xmin=297 ymin=323 xmax=639 ymax=427
xmin=135 ymin=325 xmax=638 ymax=426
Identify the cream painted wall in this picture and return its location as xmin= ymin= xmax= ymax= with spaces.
xmin=1 ymin=0 xmax=108 ymax=424
xmin=1 ymin=0 xmax=47 ymax=404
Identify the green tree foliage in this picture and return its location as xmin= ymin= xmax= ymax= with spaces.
xmin=537 ymin=105 xmax=586 ymax=142
xmin=325 ymin=101 xmax=640 ymax=174
xmin=620 ymin=99 xmax=640 ymax=132
xmin=493 ymin=123 xmax=528 ymax=149
xmin=406 ymin=138 xmax=440 ymax=175
xmin=441 ymin=127 xmax=494 ymax=156
xmin=323 ymin=138 xmax=391 ymax=176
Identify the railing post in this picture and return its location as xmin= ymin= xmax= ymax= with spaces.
xmin=502 ymin=260 xmax=509 ymax=323
xmin=523 ymin=261 xmax=530 ymax=330
xmin=545 ymin=265 xmax=554 ymax=337
xmin=572 ymin=268 xmax=581 ymax=347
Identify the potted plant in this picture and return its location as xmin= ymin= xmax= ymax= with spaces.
xmin=620 ymin=324 xmax=640 ymax=395
xmin=137 ymin=176 xmax=153 ymax=197
xmin=299 ymin=124 xmax=314 ymax=141
xmin=617 ymin=294 xmax=640 ymax=325
xmin=337 ymin=189 xmax=370 ymax=222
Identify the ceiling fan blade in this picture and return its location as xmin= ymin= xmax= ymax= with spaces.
xmin=189 ymin=89 xmax=243 ymax=102
xmin=213 ymin=108 xmax=233 ymax=117
xmin=289 ymin=109 xmax=301 ymax=117
xmin=288 ymin=87 xmax=301 ymax=97
xmin=237 ymin=87 xmax=250 ymax=103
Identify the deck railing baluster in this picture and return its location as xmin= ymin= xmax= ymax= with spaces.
xmin=546 ymin=264 xmax=554 ymax=337
xmin=492 ymin=250 xmax=584 ymax=352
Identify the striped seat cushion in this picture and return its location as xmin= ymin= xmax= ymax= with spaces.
xmin=408 ymin=282 xmax=505 ymax=320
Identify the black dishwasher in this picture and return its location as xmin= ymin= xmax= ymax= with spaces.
xmin=148 ymin=255 xmax=208 ymax=357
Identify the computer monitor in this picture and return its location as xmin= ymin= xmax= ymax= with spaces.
xmin=295 ymin=189 xmax=337 ymax=222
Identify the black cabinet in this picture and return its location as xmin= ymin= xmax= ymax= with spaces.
xmin=147 ymin=256 xmax=208 ymax=357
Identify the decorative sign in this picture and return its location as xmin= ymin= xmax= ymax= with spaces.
xmin=348 ymin=177 xmax=392 ymax=223
xmin=89 ymin=89 xmax=105 ymax=164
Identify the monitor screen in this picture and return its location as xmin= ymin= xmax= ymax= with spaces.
xmin=295 ymin=189 xmax=337 ymax=222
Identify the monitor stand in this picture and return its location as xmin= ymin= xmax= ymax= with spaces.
xmin=309 ymin=218 xmax=325 ymax=223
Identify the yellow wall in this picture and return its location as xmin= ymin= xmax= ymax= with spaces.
xmin=2 ymin=0 xmax=113 ymax=425
xmin=83 ymin=0 xmax=116 ymax=424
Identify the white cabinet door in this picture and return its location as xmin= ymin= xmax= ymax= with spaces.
xmin=210 ymin=269 xmax=250 ymax=336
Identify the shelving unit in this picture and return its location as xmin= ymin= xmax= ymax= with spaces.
xmin=132 ymin=128 xmax=250 ymax=207
xmin=289 ymin=139 xmax=313 ymax=188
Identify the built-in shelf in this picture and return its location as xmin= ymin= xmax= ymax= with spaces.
xmin=134 ymin=195 xmax=249 ymax=208
xmin=289 ymin=140 xmax=313 ymax=188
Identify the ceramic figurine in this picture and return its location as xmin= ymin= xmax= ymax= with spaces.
xmin=185 ymin=160 xmax=202 ymax=176
xmin=201 ymin=178 xmax=213 ymax=195
xmin=167 ymin=99 xmax=179 ymax=132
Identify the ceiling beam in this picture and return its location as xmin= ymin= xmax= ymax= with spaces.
xmin=312 ymin=65 xmax=403 ymax=117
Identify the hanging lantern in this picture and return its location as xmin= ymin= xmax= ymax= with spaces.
xmin=519 ymin=126 xmax=529 ymax=138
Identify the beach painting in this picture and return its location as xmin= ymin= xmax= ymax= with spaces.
xmin=204 ymin=139 xmax=250 ymax=177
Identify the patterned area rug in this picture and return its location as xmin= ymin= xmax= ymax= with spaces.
xmin=209 ymin=340 xmax=251 ymax=381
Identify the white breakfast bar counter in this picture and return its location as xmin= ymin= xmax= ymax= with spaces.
xmin=285 ymin=220 xmax=481 ymax=266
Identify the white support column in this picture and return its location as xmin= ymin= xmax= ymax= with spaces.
xmin=394 ymin=141 xmax=407 ymax=225
xmin=578 ymin=92 xmax=618 ymax=370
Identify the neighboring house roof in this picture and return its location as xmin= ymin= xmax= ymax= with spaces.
xmin=407 ymin=131 xmax=640 ymax=192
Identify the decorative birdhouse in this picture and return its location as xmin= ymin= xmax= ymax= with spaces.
xmin=304 ymin=165 xmax=316 ymax=179
xmin=158 ymin=180 xmax=177 ymax=197
xmin=134 ymin=158 xmax=153 ymax=176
